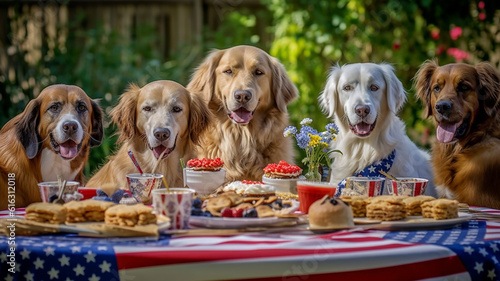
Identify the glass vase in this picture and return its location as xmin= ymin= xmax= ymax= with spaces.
xmin=305 ymin=163 xmax=322 ymax=182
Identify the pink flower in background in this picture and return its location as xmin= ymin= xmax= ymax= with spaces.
xmin=450 ymin=27 xmax=462 ymax=40
xmin=431 ymin=29 xmax=440 ymax=40
xmin=447 ymin=47 xmax=469 ymax=62
xmin=478 ymin=1 xmax=485 ymax=9
xmin=392 ymin=42 xmax=400 ymax=50
xmin=479 ymin=12 xmax=486 ymax=21
xmin=436 ymin=45 xmax=446 ymax=55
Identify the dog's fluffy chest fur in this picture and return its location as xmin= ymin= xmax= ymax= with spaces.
xmin=40 ymin=148 xmax=83 ymax=182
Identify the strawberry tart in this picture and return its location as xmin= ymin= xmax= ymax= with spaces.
xmin=187 ymin=157 xmax=224 ymax=171
xmin=262 ymin=161 xmax=304 ymax=194
xmin=184 ymin=157 xmax=226 ymax=197
xmin=263 ymin=161 xmax=302 ymax=179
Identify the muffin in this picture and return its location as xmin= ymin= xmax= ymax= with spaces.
xmin=308 ymin=195 xmax=355 ymax=229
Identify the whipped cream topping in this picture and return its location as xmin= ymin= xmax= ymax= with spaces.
xmin=223 ymin=181 xmax=275 ymax=195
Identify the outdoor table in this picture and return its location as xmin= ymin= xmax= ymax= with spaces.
xmin=1 ymin=207 xmax=500 ymax=281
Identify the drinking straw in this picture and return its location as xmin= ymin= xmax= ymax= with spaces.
xmin=379 ymin=170 xmax=399 ymax=181
xmin=128 ymin=150 xmax=143 ymax=174
xmin=152 ymin=149 xmax=167 ymax=175
xmin=180 ymin=158 xmax=185 ymax=169
xmin=162 ymin=177 xmax=170 ymax=192
xmin=152 ymin=149 xmax=170 ymax=192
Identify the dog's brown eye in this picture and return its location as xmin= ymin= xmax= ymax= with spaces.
xmin=433 ymin=85 xmax=440 ymax=93
xmin=343 ymin=85 xmax=351 ymax=91
xmin=173 ymin=106 xmax=182 ymax=113
xmin=370 ymin=85 xmax=379 ymax=91
xmin=49 ymin=104 xmax=59 ymax=112
xmin=143 ymin=106 xmax=152 ymax=112
xmin=223 ymin=69 xmax=233 ymax=75
xmin=255 ymin=69 xmax=264 ymax=76
xmin=458 ymin=84 xmax=470 ymax=92
xmin=77 ymin=104 xmax=87 ymax=112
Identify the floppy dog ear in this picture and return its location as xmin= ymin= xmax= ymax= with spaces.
xmin=110 ymin=83 xmax=140 ymax=143
xmin=90 ymin=99 xmax=104 ymax=147
xmin=319 ymin=64 xmax=342 ymax=119
xmin=475 ymin=62 xmax=500 ymax=117
xmin=414 ymin=59 xmax=439 ymax=118
xmin=187 ymin=49 xmax=224 ymax=104
xmin=380 ymin=63 xmax=407 ymax=114
xmin=15 ymin=99 xmax=42 ymax=159
xmin=270 ymin=57 xmax=299 ymax=112
xmin=188 ymin=93 xmax=212 ymax=144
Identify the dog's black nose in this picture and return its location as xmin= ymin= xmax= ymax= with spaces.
xmin=435 ymin=101 xmax=453 ymax=116
xmin=154 ymin=128 xmax=170 ymax=141
xmin=234 ymin=90 xmax=252 ymax=104
xmin=355 ymin=105 xmax=370 ymax=118
xmin=62 ymin=121 xmax=78 ymax=135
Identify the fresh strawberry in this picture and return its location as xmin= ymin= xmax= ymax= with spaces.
xmin=232 ymin=208 xmax=244 ymax=218
xmin=221 ymin=207 xmax=233 ymax=217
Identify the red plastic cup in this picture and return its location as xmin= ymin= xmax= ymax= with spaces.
xmin=297 ymin=181 xmax=337 ymax=214
xmin=77 ymin=187 xmax=98 ymax=200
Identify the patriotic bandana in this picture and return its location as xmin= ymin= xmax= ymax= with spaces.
xmin=336 ymin=149 xmax=396 ymax=196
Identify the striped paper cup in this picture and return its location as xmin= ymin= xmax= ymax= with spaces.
xmin=387 ymin=178 xmax=428 ymax=196
xmin=342 ymin=177 xmax=385 ymax=197
xmin=152 ymin=188 xmax=195 ymax=230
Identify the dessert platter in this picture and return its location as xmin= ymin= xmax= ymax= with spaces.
xmin=189 ymin=179 xmax=302 ymax=229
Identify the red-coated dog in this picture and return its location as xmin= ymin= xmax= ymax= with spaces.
xmin=415 ymin=60 xmax=500 ymax=208
xmin=0 ymin=84 xmax=103 ymax=209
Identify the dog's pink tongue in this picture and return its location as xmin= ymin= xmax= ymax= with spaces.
xmin=153 ymin=145 xmax=167 ymax=159
xmin=231 ymin=108 xmax=253 ymax=123
xmin=59 ymin=141 xmax=78 ymax=159
xmin=355 ymin=123 xmax=371 ymax=135
xmin=436 ymin=123 xmax=457 ymax=143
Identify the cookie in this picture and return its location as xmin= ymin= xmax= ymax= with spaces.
xmin=105 ymin=203 xmax=157 ymax=226
xmin=366 ymin=196 xmax=406 ymax=221
xmin=403 ymin=195 xmax=435 ymax=216
xmin=255 ymin=205 xmax=275 ymax=218
xmin=340 ymin=195 xmax=368 ymax=217
xmin=25 ymin=202 xmax=67 ymax=224
xmin=421 ymin=198 xmax=459 ymax=220
xmin=63 ymin=199 xmax=115 ymax=223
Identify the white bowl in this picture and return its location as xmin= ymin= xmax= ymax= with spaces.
xmin=183 ymin=168 xmax=226 ymax=197
xmin=262 ymin=175 xmax=305 ymax=194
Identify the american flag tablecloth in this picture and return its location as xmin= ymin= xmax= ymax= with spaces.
xmin=1 ymin=208 xmax=500 ymax=281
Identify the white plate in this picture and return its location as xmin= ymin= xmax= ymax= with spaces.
xmin=354 ymin=212 xmax=473 ymax=230
xmin=189 ymin=216 xmax=298 ymax=229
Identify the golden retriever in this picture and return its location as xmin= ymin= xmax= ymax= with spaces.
xmin=187 ymin=45 xmax=299 ymax=181
xmin=320 ymin=63 xmax=436 ymax=196
xmin=0 ymin=84 xmax=103 ymax=209
xmin=87 ymin=80 xmax=211 ymax=189
xmin=415 ymin=60 xmax=500 ymax=208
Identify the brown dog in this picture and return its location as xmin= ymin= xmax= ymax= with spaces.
xmin=87 ymin=80 xmax=211 ymax=189
xmin=0 ymin=84 xmax=104 ymax=209
xmin=415 ymin=60 xmax=500 ymax=208
xmin=187 ymin=45 xmax=299 ymax=182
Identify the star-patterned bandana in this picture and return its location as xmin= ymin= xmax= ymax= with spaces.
xmin=336 ymin=149 xmax=396 ymax=196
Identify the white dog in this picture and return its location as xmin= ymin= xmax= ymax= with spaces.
xmin=319 ymin=63 xmax=436 ymax=197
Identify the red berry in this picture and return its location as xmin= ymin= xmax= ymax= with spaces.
xmin=221 ymin=207 xmax=233 ymax=217
xmin=232 ymin=208 xmax=244 ymax=217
